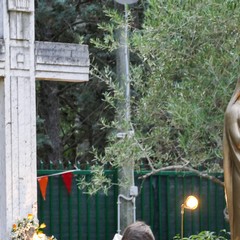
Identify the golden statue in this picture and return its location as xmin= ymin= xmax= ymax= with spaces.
xmin=223 ymin=79 xmax=240 ymax=240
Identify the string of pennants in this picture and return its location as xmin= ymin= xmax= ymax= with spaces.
xmin=37 ymin=170 xmax=77 ymax=200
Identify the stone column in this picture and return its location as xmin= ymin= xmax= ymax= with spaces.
xmin=0 ymin=0 xmax=3 ymax=38
xmin=0 ymin=0 xmax=37 ymax=238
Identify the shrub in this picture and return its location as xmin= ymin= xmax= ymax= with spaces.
xmin=174 ymin=230 xmax=230 ymax=239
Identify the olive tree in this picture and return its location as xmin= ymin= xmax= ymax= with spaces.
xmin=81 ymin=0 xmax=240 ymax=193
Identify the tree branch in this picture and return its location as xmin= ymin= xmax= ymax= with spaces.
xmin=138 ymin=165 xmax=224 ymax=187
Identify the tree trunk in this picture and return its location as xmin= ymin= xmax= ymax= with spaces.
xmin=38 ymin=81 xmax=62 ymax=166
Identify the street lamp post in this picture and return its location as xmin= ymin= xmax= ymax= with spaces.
xmin=181 ymin=195 xmax=199 ymax=239
xmin=114 ymin=0 xmax=138 ymax=122
xmin=113 ymin=0 xmax=138 ymax=233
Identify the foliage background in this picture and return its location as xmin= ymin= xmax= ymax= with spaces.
xmin=129 ymin=0 xmax=240 ymax=171
xmin=35 ymin=0 xmax=240 ymax=177
xmin=35 ymin=0 xmax=116 ymax=167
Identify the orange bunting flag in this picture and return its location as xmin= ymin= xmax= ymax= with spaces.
xmin=62 ymin=172 xmax=73 ymax=194
xmin=38 ymin=176 xmax=48 ymax=200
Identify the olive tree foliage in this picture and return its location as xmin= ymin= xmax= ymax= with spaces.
xmin=131 ymin=0 xmax=240 ymax=169
xmin=79 ymin=0 xmax=240 ymax=193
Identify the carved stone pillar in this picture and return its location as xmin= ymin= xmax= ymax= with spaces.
xmin=0 ymin=0 xmax=37 ymax=239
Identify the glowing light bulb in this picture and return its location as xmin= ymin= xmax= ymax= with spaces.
xmin=184 ymin=195 xmax=198 ymax=210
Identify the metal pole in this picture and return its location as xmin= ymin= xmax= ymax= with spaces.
xmin=181 ymin=204 xmax=184 ymax=239
xmin=124 ymin=3 xmax=136 ymax=192
xmin=115 ymin=0 xmax=138 ymax=233
xmin=117 ymin=194 xmax=135 ymax=234
xmin=124 ymin=4 xmax=130 ymax=123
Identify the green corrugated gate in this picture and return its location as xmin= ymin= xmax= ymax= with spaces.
xmin=37 ymin=170 xmax=229 ymax=240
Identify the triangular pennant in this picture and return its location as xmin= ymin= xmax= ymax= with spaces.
xmin=61 ymin=172 xmax=73 ymax=194
xmin=38 ymin=176 xmax=48 ymax=200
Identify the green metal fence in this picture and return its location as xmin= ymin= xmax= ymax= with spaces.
xmin=37 ymin=167 xmax=229 ymax=240
xmin=134 ymin=171 xmax=229 ymax=239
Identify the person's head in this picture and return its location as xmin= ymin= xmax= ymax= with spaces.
xmin=122 ymin=221 xmax=155 ymax=240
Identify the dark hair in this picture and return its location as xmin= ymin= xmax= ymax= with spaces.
xmin=122 ymin=221 xmax=155 ymax=240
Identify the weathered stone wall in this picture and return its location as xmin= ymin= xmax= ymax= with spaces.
xmin=35 ymin=41 xmax=89 ymax=82
xmin=0 ymin=0 xmax=37 ymax=239
xmin=0 ymin=0 xmax=3 ymax=38
xmin=0 ymin=77 xmax=6 ymax=239
xmin=0 ymin=40 xmax=5 ymax=76
xmin=8 ymin=0 xmax=34 ymax=11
